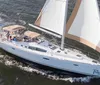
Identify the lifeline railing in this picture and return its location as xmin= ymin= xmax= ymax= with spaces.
xmin=65 ymin=43 xmax=100 ymax=61
xmin=46 ymin=36 xmax=100 ymax=61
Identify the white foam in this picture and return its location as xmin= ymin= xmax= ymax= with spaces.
xmin=0 ymin=55 xmax=4 ymax=58
xmin=5 ymin=60 xmax=13 ymax=66
xmin=0 ymin=54 xmax=99 ymax=83
xmin=18 ymin=20 xmax=26 ymax=25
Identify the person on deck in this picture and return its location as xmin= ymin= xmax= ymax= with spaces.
xmin=6 ymin=31 xmax=10 ymax=40
xmin=13 ymin=37 xmax=17 ymax=41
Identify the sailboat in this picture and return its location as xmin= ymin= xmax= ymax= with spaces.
xmin=0 ymin=0 xmax=100 ymax=76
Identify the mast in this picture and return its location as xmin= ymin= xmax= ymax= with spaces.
xmin=61 ymin=0 xmax=68 ymax=50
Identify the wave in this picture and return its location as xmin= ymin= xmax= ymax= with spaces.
xmin=0 ymin=54 xmax=99 ymax=83
xmin=0 ymin=12 xmax=26 ymax=27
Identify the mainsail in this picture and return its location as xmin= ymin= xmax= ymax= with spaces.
xmin=66 ymin=0 xmax=100 ymax=52
xmin=35 ymin=0 xmax=68 ymax=36
xmin=34 ymin=0 xmax=100 ymax=52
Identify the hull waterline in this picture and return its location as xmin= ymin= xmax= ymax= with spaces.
xmin=0 ymin=41 xmax=100 ymax=77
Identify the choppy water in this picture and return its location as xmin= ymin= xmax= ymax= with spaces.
xmin=0 ymin=0 xmax=100 ymax=85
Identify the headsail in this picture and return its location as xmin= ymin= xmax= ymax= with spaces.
xmin=66 ymin=0 xmax=100 ymax=52
xmin=35 ymin=0 xmax=68 ymax=36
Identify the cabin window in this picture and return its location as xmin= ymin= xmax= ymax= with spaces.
xmin=73 ymin=64 xmax=78 ymax=66
xmin=28 ymin=46 xmax=47 ymax=52
xmin=12 ymin=47 xmax=15 ymax=50
xmin=25 ymin=46 xmax=27 ymax=48
xmin=65 ymin=52 xmax=67 ymax=54
xmin=21 ymin=45 xmax=23 ymax=47
xmin=51 ymin=46 xmax=57 ymax=50
xmin=43 ymin=57 xmax=49 ymax=60
xmin=77 ymin=54 xmax=81 ymax=57
xmin=57 ymin=50 xmax=61 ymax=53
xmin=92 ymin=60 xmax=98 ymax=63
xmin=28 ymin=46 xmax=36 ymax=50
xmin=36 ymin=48 xmax=47 ymax=52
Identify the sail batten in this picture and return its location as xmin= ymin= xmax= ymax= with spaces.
xmin=35 ymin=0 xmax=68 ymax=36
xmin=66 ymin=0 xmax=100 ymax=52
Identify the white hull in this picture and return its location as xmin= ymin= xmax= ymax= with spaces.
xmin=0 ymin=41 xmax=100 ymax=77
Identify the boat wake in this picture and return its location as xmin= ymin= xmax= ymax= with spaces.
xmin=0 ymin=54 xmax=99 ymax=83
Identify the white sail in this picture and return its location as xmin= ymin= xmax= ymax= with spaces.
xmin=66 ymin=0 xmax=100 ymax=52
xmin=35 ymin=0 xmax=68 ymax=35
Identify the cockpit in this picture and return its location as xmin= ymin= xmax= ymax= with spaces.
xmin=2 ymin=25 xmax=40 ymax=42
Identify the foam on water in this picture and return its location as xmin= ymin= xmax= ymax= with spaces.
xmin=0 ymin=54 xmax=99 ymax=83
